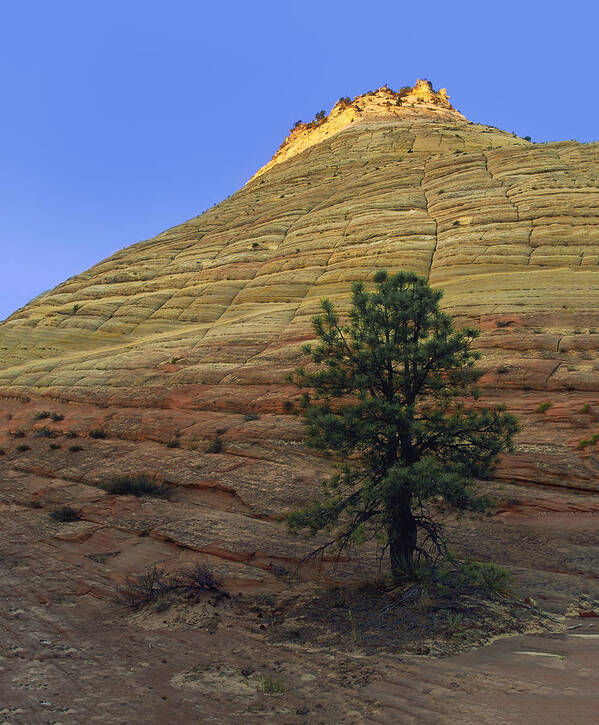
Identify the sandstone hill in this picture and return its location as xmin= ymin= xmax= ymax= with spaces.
xmin=1 ymin=80 xmax=599 ymax=724
xmin=2 ymin=80 xmax=599 ymax=492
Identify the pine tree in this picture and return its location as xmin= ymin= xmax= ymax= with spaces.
xmin=288 ymin=270 xmax=518 ymax=584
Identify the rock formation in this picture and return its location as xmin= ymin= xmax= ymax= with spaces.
xmin=2 ymin=80 xmax=599 ymax=494
xmin=2 ymin=80 xmax=599 ymax=723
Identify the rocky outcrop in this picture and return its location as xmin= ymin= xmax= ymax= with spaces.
xmin=1 ymin=80 xmax=599 ymax=493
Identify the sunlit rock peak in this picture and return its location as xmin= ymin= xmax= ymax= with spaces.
xmin=250 ymin=80 xmax=466 ymax=181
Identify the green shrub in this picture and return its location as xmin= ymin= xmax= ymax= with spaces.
xmin=34 ymin=411 xmax=51 ymax=420
xmin=50 ymin=412 xmax=64 ymax=422
xmin=581 ymin=403 xmax=591 ymax=413
xmin=258 ymin=675 xmax=286 ymax=695
xmin=33 ymin=427 xmax=53 ymax=438
xmin=101 ymin=475 xmax=170 ymax=498
xmin=49 ymin=505 xmax=80 ymax=522
xmin=536 ymin=401 xmax=553 ymax=414
xmin=578 ymin=439 xmax=591 ymax=450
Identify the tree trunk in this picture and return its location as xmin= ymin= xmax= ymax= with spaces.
xmin=387 ymin=492 xmax=418 ymax=585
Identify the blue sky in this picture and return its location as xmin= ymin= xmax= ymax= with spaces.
xmin=1 ymin=0 xmax=597 ymax=321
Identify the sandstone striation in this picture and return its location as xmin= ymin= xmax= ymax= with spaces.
xmin=2 ymin=81 xmax=599 ymax=494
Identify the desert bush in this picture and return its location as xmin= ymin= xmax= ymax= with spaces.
xmin=101 ymin=475 xmax=170 ymax=498
xmin=497 ymin=366 xmax=510 ymax=374
xmin=258 ymin=675 xmax=286 ymax=695
xmin=16 ymin=444 xmax=31 ymax=452
xmin=206 ymin=437 xmax=223 ymax=453
xmin=170 ymin=564 xmax=224 ymax=602
xmin=65 ymin=431 xmax=78 ymax=439
xmin=72 ymin=303 xmax=81 ymax=313
xmin=34 ymin=411 xmax=51 ymax=420
xmin=68 ymin=444 xmax=83 ymax=453
xmin=431 ymin=560 xmax=513 ymax=597
xmin=33 ymin=427 xmax=53 ymax=438
xmin=495 ymin=320 xmax=512 ymax=328
xmin=89 ymin=429 xmax=107 ymax=439
xmin=536 ymin=401 xmax=553 ymax=413
xmin=115 ymin=564 xmax=223 ymax=610
xmin=244 ymin=412 xmax=260 ymax=421
xmin=49 ymin=442 xmax=61 ymax=450
xmin=49 ymin=505 xmax=80 ymax=522
xmin=282 ymin=400 xmax=295 ymax=413
xmin=115 ymin=566 xmax=169 ymax=609
xmin=581 ymin=403 xmax=591 ymax=413
xmin=50 ymin=412 xmax=64 ymax=422
xmin=166 ymin=438 xmax=180 ymax=448
xmin=578 ymin=439 xmax=591 ymax=450
xmin=10 ymin=430 xmax=26 ymax=438
xmin=0 ymin=449 xmax=5 ymax=456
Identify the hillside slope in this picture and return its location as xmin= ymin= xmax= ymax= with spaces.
xmin=2 ymin=81 xmax=599 ymax=491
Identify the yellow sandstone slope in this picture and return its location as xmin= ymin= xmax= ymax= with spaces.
xmin=1 ymin=80 xmax=599 ymax=489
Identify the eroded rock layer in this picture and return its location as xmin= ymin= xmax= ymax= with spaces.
xmin=2 ymin=82 xmax=599 ymax=493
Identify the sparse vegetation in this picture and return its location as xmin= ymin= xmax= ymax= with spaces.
xmin=65 ymin=431 xmax=79 ymax=439
xmin=16 ymin=444 xmax=31 ymax=452
xmin=115 ymin=564 xmax=224 ymax=610
xmin=10 ymin=430 xmax=26 ymax=438
xmin=49 ymin=442 xmax=61 ymax=450
xmin=258 ymin=675 xmax=287 ymax=695
xmin=497 ymin=365 xmax=510 ymax=374
xmin=49 ymin=505 xmax=80 ymax=523
xmin=581 ymin=403 xmax=591 ymax=413
xmin=89 ymin=429 xmax=107 ymax=439
xmin=33 ymin=410 xmax=51 ymax=420
xmin=50 ymin=412 xmax=64 ymax=422
xmin=166 ymin=438 xmax=180 ymax=448
xmin=101 ymin=475 xmax=170 ymax=498
xmin=68 ymin=444 xmax=83 ymax=452
xmin=72 ymin=303 xmax=81 ymax=313
xmin=206 ymin=437 xmax=223 ymax=453
xmin=536 ymin=401 xmax=553 ymax=414
xmin=243 ymin=412 xmax=260 ymax=421
xmin=495 ymin=319 xmax=512 ymax=327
